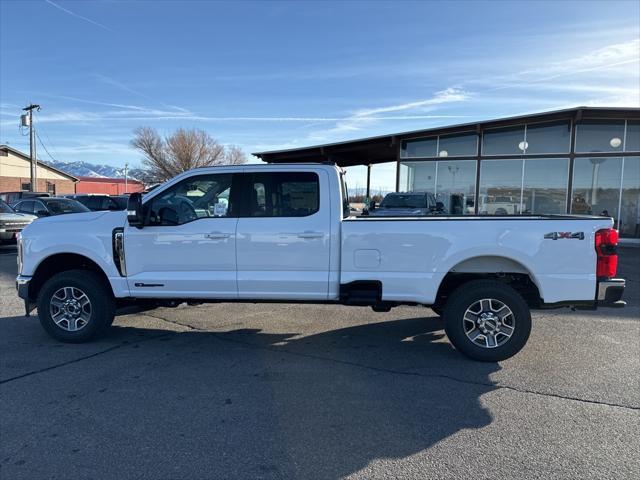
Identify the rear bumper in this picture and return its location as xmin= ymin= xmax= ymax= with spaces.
xmin=597 ymin=278 xmax=626 ymax=308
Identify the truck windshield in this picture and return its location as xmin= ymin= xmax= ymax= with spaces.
xmin=380 ymin=194 xmax=427 ymax=209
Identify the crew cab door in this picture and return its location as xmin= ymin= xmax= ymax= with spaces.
xmin=123 ymin=172 xmax=240 ymax=299
xmin=236 ymin=169 xmax=331 ymax=300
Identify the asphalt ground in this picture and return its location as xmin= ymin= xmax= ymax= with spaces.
xmin=0 ymin=243 xmax=638 ymax=480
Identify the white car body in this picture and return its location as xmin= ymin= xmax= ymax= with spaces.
xmin=15 ymin=164 xmax=626 ymax=360
xmin=17 ymin=163 xmax=618 ymax=305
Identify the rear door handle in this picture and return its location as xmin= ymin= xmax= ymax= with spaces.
xmin=205 ymin=232 xmax=231 ymax=239
xmin=297 ymin=231 xmax=323 ymax=239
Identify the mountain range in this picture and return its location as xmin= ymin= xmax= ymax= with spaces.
xmin=44 ymin=160 xmax=146 ymax=182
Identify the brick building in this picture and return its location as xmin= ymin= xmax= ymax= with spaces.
xmin=0 ymin=145 xmax=77 ymax=195
xmin=75 ymin=176 xmax=145 ymax=195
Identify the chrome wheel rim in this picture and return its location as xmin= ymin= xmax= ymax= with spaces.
xmin=49 ymin=287 xmax=92 ymax=332
xmin=463 ymin=298 xmax=515 ymax=349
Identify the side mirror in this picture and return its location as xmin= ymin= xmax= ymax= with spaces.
xmin=36 ymin=209 xmax=49 ymax=217
xmin=127 ymin=192 xmax=144 ymax=228
xmin=369 ymin=200 xmax=377 ymax=211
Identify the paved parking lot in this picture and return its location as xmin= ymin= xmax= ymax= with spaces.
xmin=1 ymin=244 xmax=639 ymax=479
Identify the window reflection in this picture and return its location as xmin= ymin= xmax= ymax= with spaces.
xmin=524 ymin=122 xmax=571 ymax=155
xmin=401 ymin=138 xmax=437 ymax=158
xmin=482 ymin=126 xmax=525 ymax=156
xmin=399 ymin=160 xmax=476 ymax=214
xmin=625 ymin=121 xmax=640 ymax=152
xmin=571 ymin=157 xmax=622 ymax=219
xmin=402 ymin=132 xmax=477 ymax=158
xmin=575 ymin=121 xmax=625 ymax=153
xmin=522 ymin=158 xmax=568 ymax=214
xmin=479 ymin=159 xmax=523 ymax=214
xmin=435 ymin=160 xmax=477 ymax=214
xmin=620 ymin=157 xmax=640 ymax=238
xmin=437 ymin=133 xmax=477 ymax=157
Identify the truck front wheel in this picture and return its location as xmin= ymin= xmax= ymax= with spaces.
xmin=443 ymin=280 xmax=531 ymax=362
xmin=37 ymin=270 xmax=115 ymax=343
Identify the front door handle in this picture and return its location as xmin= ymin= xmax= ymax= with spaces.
xmin=205 ymin=232 xmax=231 ymax=239
xmin=297 ymin=231 xmax=323 ymax=239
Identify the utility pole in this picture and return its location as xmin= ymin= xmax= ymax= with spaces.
xmin=124 ymin=162 xmax=129 ymax=193
xmin=22 ymin=104 xmax=40 ymax=192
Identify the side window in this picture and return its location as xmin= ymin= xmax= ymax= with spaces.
xmin=17 ymin=201 xmax=34 ymax=214
xmin=146 ymin=173 xmax=236 ymax=226
xmin=86 ymin=197 xmax=101 ymax=210
xmin=34 ymin=201 xmax=49 ymax=215
xmin=247 ymin=172 xmax=319 ymax=217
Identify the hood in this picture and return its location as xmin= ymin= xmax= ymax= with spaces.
xmin=20 ymin=210 xmax=127 ymax=239
xmin=0 ymin=212 xmax=37 ymax=222
xmin=36 ymin=210 xmax=111 ymax=223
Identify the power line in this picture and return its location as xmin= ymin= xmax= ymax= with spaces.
xmin=35 ymin=130 xmax=59 ymax=163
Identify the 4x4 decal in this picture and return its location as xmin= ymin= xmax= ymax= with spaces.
xmin=544 ymin=231 xmax=585 ymax=240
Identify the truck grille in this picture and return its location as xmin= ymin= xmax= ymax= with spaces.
xmin=1 ymin=222 xmax=29 ymax=230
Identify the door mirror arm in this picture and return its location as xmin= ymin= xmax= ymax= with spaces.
xmin=127 ymin=192 xmax=144 ymax=229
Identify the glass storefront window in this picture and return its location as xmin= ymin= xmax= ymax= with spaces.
xmin=522 ymin=158 xmax=569 ymax=214
xmin=525 ymin=121 xmax=571 ymax=154
xmin=435 ymin=160 xmax=477 ymax=214
xmin=482 ymin=126 xmax=525 ymax=156
xmin=399 ymin=161 xmax=436 ymax=192
xmin=571 ymin=157 xmax=623 ymax=218
xmin=479 ymin=159 xmax=524 ymax=214
xmin=401 ymin=137 xmax=437 ymax=158
xmin=625 ymin=121 xmax=640 ymax=152
xmin=402 ymin=132 xmax=477 ymax=158
xmin=619 ymin=157 xmax=640 ymax=238
xmin=437 ymin=133 xmax=477 ymax=157
xmin=575 ymin=120 xmax=625 ymax=153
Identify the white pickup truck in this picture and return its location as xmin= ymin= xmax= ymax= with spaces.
xmin=16 ymin=163 xmax=625 ymax=361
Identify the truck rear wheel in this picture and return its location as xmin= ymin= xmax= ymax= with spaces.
xmin=443 ymin=280 xmax=531 ymax=362
xmin=37 ymin=269 xmax=115 ymax=343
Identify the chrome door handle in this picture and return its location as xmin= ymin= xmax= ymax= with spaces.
xmin=297 ymin=232 xmax=323 ymax=239
xmin=205 ymin=232 xmax=231 ymax=239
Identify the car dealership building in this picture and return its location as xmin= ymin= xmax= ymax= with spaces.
xmin=255 ymin=107 xmax=640 ymax=240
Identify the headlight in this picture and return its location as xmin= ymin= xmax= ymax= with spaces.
xmin=16 ymin=233 xmax=23 ymax=274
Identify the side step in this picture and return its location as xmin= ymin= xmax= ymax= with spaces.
xmin=339 ymin=280 xmax=382 ymax=306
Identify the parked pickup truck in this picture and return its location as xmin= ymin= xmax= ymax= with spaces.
xmin=16 ymin=164 xmax=626 ymax=361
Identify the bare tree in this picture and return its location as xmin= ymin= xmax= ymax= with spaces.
xmin=131 ymin=127 xmax=247 ymax=182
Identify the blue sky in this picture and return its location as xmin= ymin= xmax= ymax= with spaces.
xmin=1 ymin=0 xmax=639 ymax=190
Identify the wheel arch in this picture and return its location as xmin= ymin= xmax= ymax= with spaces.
xmin=435 ymin=255 xmax=543 ymax=308
xmin=29 ymin=253 xmax=114 ymax=301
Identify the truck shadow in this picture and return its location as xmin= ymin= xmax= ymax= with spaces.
xmin=1 ymin=313 xmax=499 ymax=479
xmin=114 ymin=315 xmax=498 ymax=478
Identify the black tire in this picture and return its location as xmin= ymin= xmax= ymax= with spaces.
xmin=430 ymin=305 xmax=444 ymax=317
xmin=443 ymin=280 xmax=531 ymax=362
xmin=37 ymin=269 xmax=115 ymax=343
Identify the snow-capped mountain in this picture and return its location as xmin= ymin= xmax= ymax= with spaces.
xmin=43 ymin=160 xmax=145 ymax=181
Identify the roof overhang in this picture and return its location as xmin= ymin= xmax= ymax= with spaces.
xmin=253 ymin=106 xmax=640 ymax=166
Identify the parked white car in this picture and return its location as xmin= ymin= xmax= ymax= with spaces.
xmin=0 ymin=200 xmax=36 ymax=244
xmin=16 ymin=164 xmax=625 ymax=361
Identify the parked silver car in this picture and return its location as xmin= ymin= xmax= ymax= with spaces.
xmin=0 ymin=200 xmax=36 ymax=244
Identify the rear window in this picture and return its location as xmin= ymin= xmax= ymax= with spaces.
xmin=45 ymin=199 xmax=90 ymax=214
xmin=247 ymin=172 xmax=319 ymax=217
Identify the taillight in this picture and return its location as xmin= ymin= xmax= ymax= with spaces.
xmin=595 ymin=228 xmax=618 ymax=278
